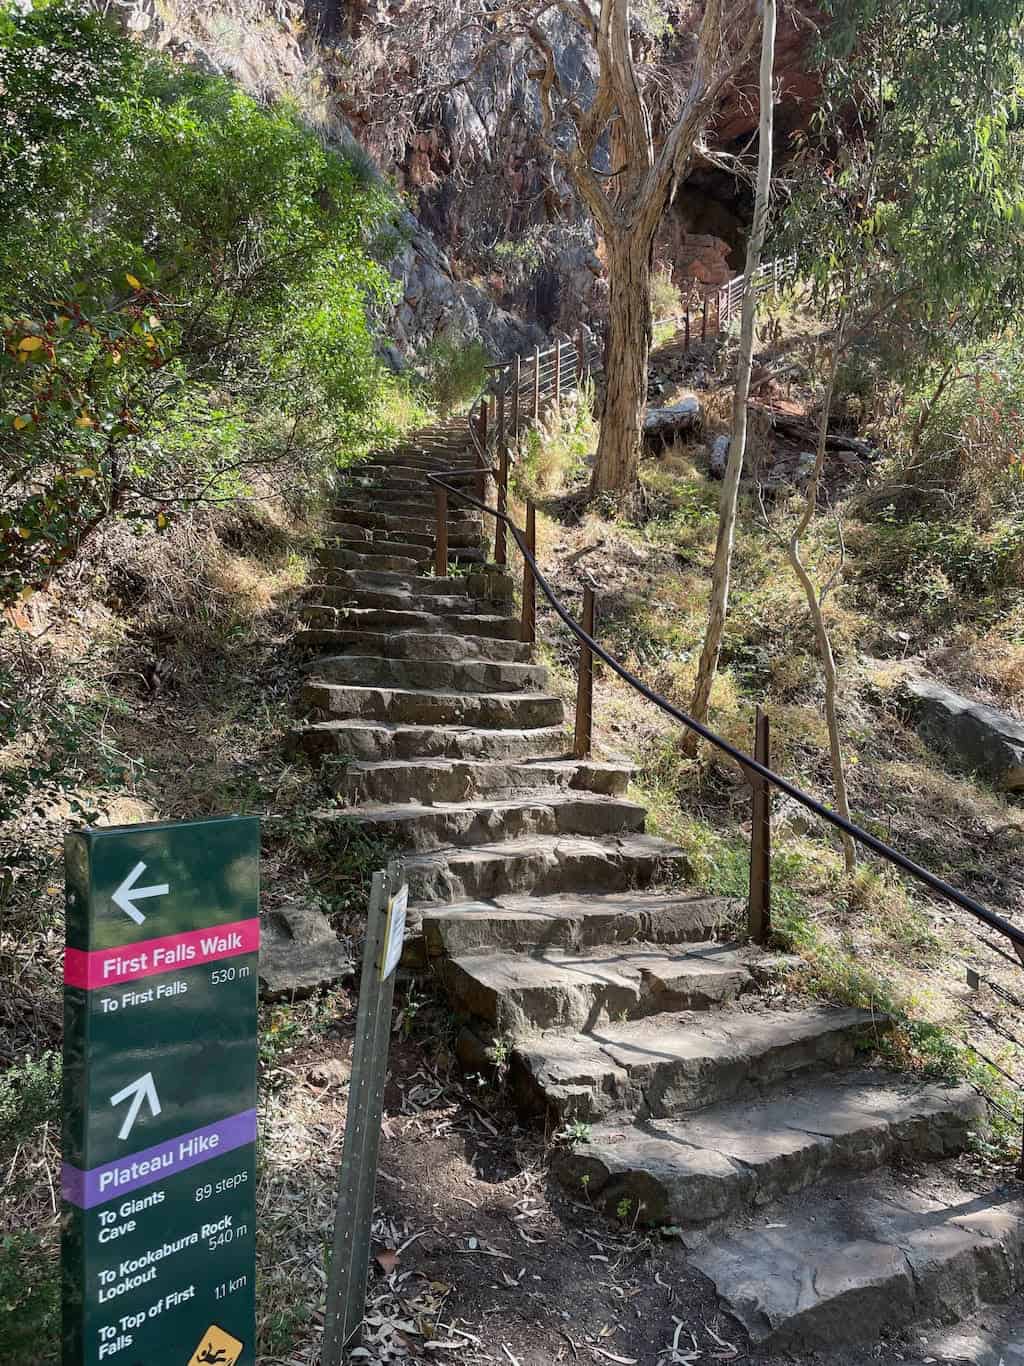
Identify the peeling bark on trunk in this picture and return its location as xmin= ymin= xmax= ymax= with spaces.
xmin=591 ymin=233 xmax=653 ymax=497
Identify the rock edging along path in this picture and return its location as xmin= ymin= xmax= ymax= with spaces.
xmin=289 ymin=412 xmax=1022 ymax=1355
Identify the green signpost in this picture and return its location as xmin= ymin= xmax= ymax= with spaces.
xmin=62 ymin=816 xmax=260 ymax=1366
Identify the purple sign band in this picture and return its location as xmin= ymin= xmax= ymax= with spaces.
xmin=62 ymin=1108 xmax=257 ymax=1210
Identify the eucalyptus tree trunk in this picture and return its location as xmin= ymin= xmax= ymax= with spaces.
xmin=592 ymin=231 xmax=653 ymax=495
xmin=688 ymin=0 xmax=777 ymax=738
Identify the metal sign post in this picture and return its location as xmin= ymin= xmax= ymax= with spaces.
xmin=322 ymin=864 xmax=406 ymax=1364
xmin=62 ymin=816 xmax=259 ymax=1366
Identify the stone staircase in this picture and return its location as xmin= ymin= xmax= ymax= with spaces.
xmin=290 ymin=420 xmax=1023 ymax=1357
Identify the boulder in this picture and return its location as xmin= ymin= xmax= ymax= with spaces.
xmin=259 ymin=903 xmax=353 ymax=1000
xmin=643 ymin=397 xmax=702 ymax=451
xmin=709 ymin=433 xmax=730 ymax=478
xmin=904 ymin=676 xmax=1024 ymax=791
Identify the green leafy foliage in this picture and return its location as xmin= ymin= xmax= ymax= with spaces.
xmin=0 ymin=1 xmax=395 ymax=606
xmin=785 ymin=0 xmax=1024 ymax=382
xmin=0 ymin=1230 xmax=58 ymax=1363
xmin=420 ymin=331 xmax=489 ymax=417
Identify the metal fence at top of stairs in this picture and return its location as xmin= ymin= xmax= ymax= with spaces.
xmin=422 ymin=252 xmax=1023 ymax=1172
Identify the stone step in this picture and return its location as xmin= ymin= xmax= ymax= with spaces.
xmin=336 ymin=496 xmax=485 ymax=528
xmin=327 ymin=507 xmax=483 ymax=540
xmin=348 ymin=461 xmax=478 ymax=480
xmin=327 ymin=532 xmax=488 ymax=567
xmin=332 ymin=757 xmax=631 ymax=806
xmin=310 ymin=586 xmax=496 ymax=614
xmin=346 ymin=793 xmax=646 ymax=851
xmin=302 ymin=681 xmax=564 ymax=729
xmin=288 ymin=719 xmax=568 ymax=764
xmin=691 ymin=1171 xmax=1023 ymax=1351
xmin=556 ymin=1072 xmax=983 ymax=1228
xmin=321 ymin=546 xmax=423 ymax=574
xmin=296 ymin=628 xmax=531 ymax=664
xmin=365 ymin=453 xmax=477 ymax=472
xmin=305 ymin=654 xmax=549 ymax=695
xmin=441 ymin=942 xmax=776 ymax=1034
xmin=328 ymin=534 xmax=431 ymax=563
xmin=512 ymin=1006 xmax=886 ymax=1121
xmin=319 ymin=569 xmax=470 ymax=596
xmin=326 ymin=520 xmax=484 ymax=551
xmin=402 ymin=832 xmax=690 ymax=904
xmin=418 ymin=890 xmax=736 ymax=959
xmin=334 ymin=494 xmax=479 ymax=522
xmin=337 ymin=476 xmax=464 ymax=499
xmin=319 ymin=568 xmax=514 ymax=604
xmin=299 ymin=605 xmax=519 ymax=641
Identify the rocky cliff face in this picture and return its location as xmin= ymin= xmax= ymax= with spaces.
xmin=106 ymin=0 xmax=821 ymax=355
xmin=106 ymin=0 xmax=541 ymax=358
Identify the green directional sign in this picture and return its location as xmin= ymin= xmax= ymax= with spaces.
xmin=62 ymin=816 xmax=259 ymax=1366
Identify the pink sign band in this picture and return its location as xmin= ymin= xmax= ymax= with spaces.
xmin=64 ymin=917 xmax=259 ymax=990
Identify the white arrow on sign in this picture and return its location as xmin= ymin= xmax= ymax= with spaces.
xmin=110 ymin=1072 xmax=162 ymax=1141
xmin=112 ymin=860 xmax=169 ymax=925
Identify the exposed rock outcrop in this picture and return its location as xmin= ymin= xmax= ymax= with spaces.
xmin=904 ymin=676 xmax=1024 ymax=792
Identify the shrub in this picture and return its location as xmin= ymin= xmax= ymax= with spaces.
xmin=650 ymin=266 xmax=684 ymax=322
xmin=421 ymin=332 xmax=489 ymax=416
xmin=0 ymin=1 xmax=394 ymax=607
xmin=0 ymin=1231 xmax=58 ymax=1363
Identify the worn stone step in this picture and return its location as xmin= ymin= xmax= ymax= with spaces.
xmin=442 ymin=942 xmax=777 ymax=1034
xmin=402 ymin=832 xmax=690 ymax=904
xmin=418 ymin=890 xmax=736 ymax=959
xmin=333 ymin=757 xmax=631 ymax=806
xmin=288 ymin=719 xmax=567 ymax=764
xmin=346 ymin=793 xmax=646 ymax=851
xmin=319 ymin=569 xmax=470 ymax=596
xmin=337 ymin=476 xmax=467 ymax=499
xmin=321 ymin=546 xmax=423 ymax=574
xmin=334 ymin=494 xmax=479 ymax=522
xmin=347 ymin=461 xmax=477 ymax=481
xmin=305 ymin=654 xmax=548 ymax=695
xmin=513 ymin=1006 xmax=886 ymax=1122
xmin=296 ymin=628 xmax=531 ymax=664
xmin=302 ymin=681 xmax=564 ymax=729
xmin=325 ymin=520 xmax=484 ymax=551
xmin=692 ymin=1171 xmax=1023 ymax=1351
xmin=327 ymin=507 xmax=483 ymax=541
xmin=556 ymin=1072 xmax=983 ymax=1228
xmin=299 ymin=605 xmax=519 ymax=641
xmin=319 ymin=568 xmax=514 ymax=604
xmin=310 ymin=586 xmax=494 ymax=615
xmin=364 ymin=453 xmax=477 ymax=473
xmin=328 ymin=534 xmax=431 ymax=563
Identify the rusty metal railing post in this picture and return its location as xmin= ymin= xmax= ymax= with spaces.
xmin=494 ymin=372 xmax=508 ymax=567
xmin=475 ymin=401 xmax=488 ymax=503
xmin=532 ymin=345 xmax=541 ymax=420
xmin=748 ymin=705 xmax=772 ymax=945
xmin=512 ymin=355 xmax=521 ymax=446
xmin=433 ymin=484 xmax=448 ymax=578
xmin=520 ymin=499 xmax=536 ymax=646
xmin=573 ymin=586 xmax=595 ymax=759
xmin=553 ymin=337 xmax=561 ymax=409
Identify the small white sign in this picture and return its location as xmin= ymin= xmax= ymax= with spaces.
xmin=380 ymin=884 xmax=408 ymax=980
